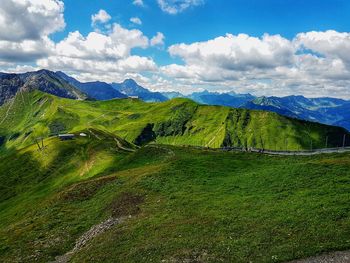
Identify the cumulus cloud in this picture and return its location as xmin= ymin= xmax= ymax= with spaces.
xmin=0 ymin=37 xmax=54 ymax=62
xmin=160 ymin=32 xmax=350 ymax=98
xmin=0 ymin=0 xmax=65 ymax=42
xmin=91 ymin=9 xmax=111 ymax=26
xmin=0 ymin=0 xmax=64 ymax=62
xmin=165 ymin=33 xmax=295 ymax=82
xmin=0 ymin=0 xmax=157 ymax=83
xmin=37 ymin=23 xmax=157 ymax=83
xmin=133 ymin=0 xmax=144 ymax=7
xmin=169 ymin=33 xmax=294 ymax=70
xmin=151 ymin=32 xmax=165 ymax=46
xmin=50 ymin=23 xmax=149 ymax=61
xmin=130 ymin=17 xmax=142 ymax=25
xmin=295 ymin=30 xmax=350 ymax=66
xmin=157 ymin=0 xmax=204 ymax=14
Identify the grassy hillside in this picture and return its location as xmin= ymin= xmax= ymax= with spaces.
xmin=0 ymin=136 xmax=350 ymax=262
xmin=0 ymin=90 xmax=348 ymax=153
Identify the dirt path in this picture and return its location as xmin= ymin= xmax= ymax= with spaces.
xmin=286 ymin=250 xmax=350 ymax=263
xmin=203 ymin=146 xmax=350 ymax=156
xmin=52 ymin=217 xmax=126 ymax=263
xmin=19 ymin=90 xmax=25 ymax=105
xmin=114 ymin=138 xmax=135 ymax=152
xmin=257 ymin=147 xmax=350 ymax=156
xmin=0 ymin=97 xmax=15 ymax=125
xmin=88 ymin=114 xmax=106 ymax=125
xmin=88 ymin=129 xmax=102 ymax=140
xmin=206 ymin=125 xmax=225 ymax=148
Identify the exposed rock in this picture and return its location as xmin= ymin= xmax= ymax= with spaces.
xmin=52 ymin=217 xmax=127 ymax=263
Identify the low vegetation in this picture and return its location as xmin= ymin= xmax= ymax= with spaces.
xmin=0 ymin=134 xmax=350 ymax=262
xmin=0 ymin=90 xmax=348 ymax=154
xmin=1 ymin=90 xmax=350 ymax=262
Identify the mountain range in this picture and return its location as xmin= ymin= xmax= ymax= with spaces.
xmin=0 ymin=69 xmax=87 ymax=105
xmin=241 ymin=96 xmax=350 ymax=131
xmin=167 ymin=90 xmax=350 ymax=131
xmin=1 ymin=89 xmax=348 ymax=153
xmin=0 ymin=69 xmax=349 ymax=131
xmin=56 ymin=71 xmax=127 ymax=100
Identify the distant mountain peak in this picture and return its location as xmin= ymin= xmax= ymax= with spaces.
xmin=56 ymin=71 xmax=126 ymax=100
xmin=35 ymin=69 xmax=52 ymax=74
xmin=0 ymin=70 xmax=88 ymax=105
xmin=123 ymin=78 xmax=138 ymax=85
xmin=112 ymin=79 xmax=168 ymax=102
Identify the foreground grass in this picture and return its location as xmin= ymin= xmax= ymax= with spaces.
xmin=0 ymin=138 xmax=350 ymax=262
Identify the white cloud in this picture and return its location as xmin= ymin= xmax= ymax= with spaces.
xmin=157 ymin=0 xmax=204 ymax=14
xmin=37 ymin=55 xmax=157 ymax=81
xmin=130 ymin=17 xmax=142 ymax=25
xmin=48 ymin=23 xmax=149 ymax=61
xmin=37 ymin=23 xmax=157 ymax=83
xmin=169 ymin=33 xmax=294 ymax=70
xmin=2 ymin=64 xmax=39 ymax=73
xmin=295 ymin=30 xmax=350 ymax=66
xmin=0 ymin=37 xmax=54 ymax=62
xmin=166 ymin=33 xmax=295 ymax=83
xmin=132 ymin=0 xmax=144 ymax=7
xmin=0 ymin=0 xmax=64 ymax=62
xmin=160 ymin=32 xmax=350 ymax=98
xmin=91 ymin=9 xmax=111 ymax=26
xmin=0 ymin=0 xmax=65 ymax=42
xmin=151 ymin=32 xmax=165 ymax=46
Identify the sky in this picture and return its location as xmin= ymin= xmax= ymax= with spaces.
xmin=1 ymin=0 xmax=350 ymax=98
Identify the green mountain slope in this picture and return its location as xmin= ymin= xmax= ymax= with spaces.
xmin=1 ymin=138 xmax=350 ymax=262
xmin=0 ymin=90 xmax=348 ymax=153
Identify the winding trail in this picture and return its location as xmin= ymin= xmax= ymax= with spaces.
xmin=196 ymin=146 xmax=350 ymax=156
xmin=0 ymin=97 xmax=15 ymax=125
xmin=88 ymin=129 xmax=102 ymax=140
xmin=206 ymin=125 xmax=225 ymax=148
xmin=52 ymin=217 xmax=126 ymax=263
xmin=88 ymin=114 xmax=106 ymax=125
xmin=114 ymin=138 xmax=135 ymax=152
xmin=249 ymin=147 xmax=350 ymax=156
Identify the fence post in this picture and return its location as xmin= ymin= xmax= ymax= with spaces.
xmin=310 ymin=139 xmax=313 ymax=151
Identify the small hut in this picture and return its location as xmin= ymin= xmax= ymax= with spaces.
xmin=58 ymin=134 xmax=75 ymax=141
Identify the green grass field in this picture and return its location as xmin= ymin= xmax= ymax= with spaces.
xmin=0 ymin=133 xmax=350 ymax=262
xmin=0 ymin=90 xmax=348 ymax=153
xmin=1 ymin=91 xmax=350 ymax=262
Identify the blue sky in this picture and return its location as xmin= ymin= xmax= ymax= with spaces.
xmin=60 ymin=0 xmax=350 ymax=40
xmin=1 ymin=0 xmax=350 ymax=98
xmin=57 ymin=0 xmax=350 ymax=65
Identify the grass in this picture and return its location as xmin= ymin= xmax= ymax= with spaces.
xmin=0 ymin=136 xmax=350 ymax=262
xmin=0 ymin=90 xmax=348 ymax=153
xmin=1 ymin=91 xmax=350 ymax=262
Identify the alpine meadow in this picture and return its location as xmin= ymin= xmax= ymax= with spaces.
xmin=1 ymin=1 xmax=350 ymax=263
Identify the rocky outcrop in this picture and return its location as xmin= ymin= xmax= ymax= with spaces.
xmin=0 ymin=70 xmax=88 ymax=105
